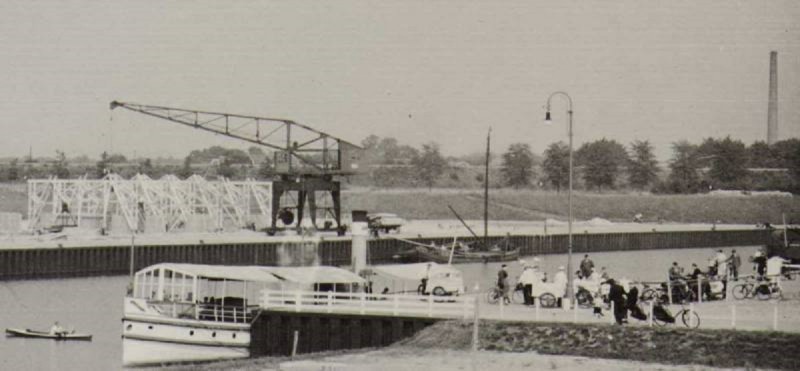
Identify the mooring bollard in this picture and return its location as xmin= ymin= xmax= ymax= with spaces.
xmin=731 ymin=305 xmax=736 ymax=329
xmin=648 ymin=301 xmax=654 ymax=327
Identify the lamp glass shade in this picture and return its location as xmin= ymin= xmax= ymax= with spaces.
xmin=544 ymin=111 xmax=552 ymax=125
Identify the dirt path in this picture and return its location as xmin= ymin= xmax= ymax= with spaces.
xmin=277 ymin=347 xmax=741 ymax=371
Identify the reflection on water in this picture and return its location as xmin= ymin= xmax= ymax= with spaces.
xmin=0 ymin=245 xmax=760 ymax=370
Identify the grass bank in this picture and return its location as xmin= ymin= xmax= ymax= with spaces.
xmin=401 ymin=320 xmax=800 ymax=370
xmin=344 ymin=188 xmax=800 ymax=224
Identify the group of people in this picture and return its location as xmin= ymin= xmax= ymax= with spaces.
xmin=495 ymin=259 xmax=568 ymax=306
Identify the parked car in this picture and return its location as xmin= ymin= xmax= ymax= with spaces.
xmin=367 ymin=213 xmax=405 ymax=235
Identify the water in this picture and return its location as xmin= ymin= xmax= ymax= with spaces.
xmin=0 ymin=246 xmax=760 ymax=371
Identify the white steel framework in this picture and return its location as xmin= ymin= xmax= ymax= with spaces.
xmin=27 ymin=174 xmax=272 ymax=234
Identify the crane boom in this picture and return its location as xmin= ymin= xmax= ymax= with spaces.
xmin=110 ymin=101 xmax=361 ymax=176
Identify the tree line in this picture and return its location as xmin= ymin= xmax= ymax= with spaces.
xmin=1 ymin=136 xmax=798 ymax=194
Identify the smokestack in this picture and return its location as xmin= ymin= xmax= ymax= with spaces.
xmin=767 ymin=51 xmax=778 ymax=144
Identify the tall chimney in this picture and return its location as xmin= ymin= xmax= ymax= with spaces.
xmin=767 ymin=51 xmax=778 ymax=144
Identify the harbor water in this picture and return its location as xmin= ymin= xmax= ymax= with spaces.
xmin=0 ymin=245 xmax=761 ymax=370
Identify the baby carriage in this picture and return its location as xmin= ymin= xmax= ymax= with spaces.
xmin=652 ymin=302 xmax=676 ymax=324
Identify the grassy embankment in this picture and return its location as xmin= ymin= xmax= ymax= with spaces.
xmin=344 ymin=188 xmax=800 ymax=224
xmin=153 ymin=320 xmax=800 ymax=370
xmin=401 ymin=320 xmax=800 ymax=370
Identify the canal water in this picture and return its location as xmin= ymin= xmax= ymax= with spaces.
xmin=0 ymin=245 xmax=760 ymax=370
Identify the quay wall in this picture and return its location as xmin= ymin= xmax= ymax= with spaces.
xmin=250 ymin=310 xmax=439 ymax=357
xmin=0 ymin=229 xmax=772 ymax=280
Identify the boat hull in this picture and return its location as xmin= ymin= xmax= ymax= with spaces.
xmin=5 ymin=328 xmax=92 ymax=341
xmin=122 ymin=298 xmax=251 ymax=367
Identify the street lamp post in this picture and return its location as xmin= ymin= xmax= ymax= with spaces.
xmin=544 ymin=91 xmax=574 ymax=308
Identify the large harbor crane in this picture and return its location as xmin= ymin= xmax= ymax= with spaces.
xmin=110 ymin=101 xmax=362 ymax=235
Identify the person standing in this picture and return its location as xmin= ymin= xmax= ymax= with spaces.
xmin=729 ymin=249 xmax=741 ymax=281
xmin=752 ymin=251 xmax=767 ymax=278
xmin=715 ymin=250 xmax=728 ymax=277
xmin=497 ymin=264 xmax=510 ymax=304
xmin=518 ymin=265 xmax=535 ymax=306
xmin=580 ymin=254 xmax=595 ymax=280
xmin=607 ymin=279 xmax=627 ymax=325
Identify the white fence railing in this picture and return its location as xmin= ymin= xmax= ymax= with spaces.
xmin=260 ymin=290 xmax=476 ymax=320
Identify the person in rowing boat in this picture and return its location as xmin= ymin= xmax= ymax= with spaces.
xmin=49 ymin=321 xmax=69 ymax=336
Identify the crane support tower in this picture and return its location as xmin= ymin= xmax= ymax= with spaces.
xmin=110 ymin=101 xmax=362 ymax=235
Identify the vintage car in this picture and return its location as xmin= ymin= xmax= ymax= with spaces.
xmin=367 ymin=213 xmax=406 ymax=235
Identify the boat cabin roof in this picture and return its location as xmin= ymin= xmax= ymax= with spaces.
xmin=136 ymin=263 xmax=366 ymax=285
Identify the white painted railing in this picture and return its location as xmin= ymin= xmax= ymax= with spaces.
xmin=260 ymin=290 xmax=476 ymax=320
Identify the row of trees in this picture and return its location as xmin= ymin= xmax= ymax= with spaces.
xmin=1 ymin=136 xmax=798 ymax=193
xmin=358 ymin=135 xmax=799 ymax=193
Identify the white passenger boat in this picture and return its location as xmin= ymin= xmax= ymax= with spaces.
xmin=122 ymin=263 xmax=364 ymax=367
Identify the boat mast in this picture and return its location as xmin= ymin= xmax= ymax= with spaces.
xmin=484 ymin=128 xmax=490 ymax=250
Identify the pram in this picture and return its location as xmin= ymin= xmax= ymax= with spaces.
xmin=652 ymin=302 xmax=676 ymax=324
xmin=629 ymin=304 xmax=648 ymax=321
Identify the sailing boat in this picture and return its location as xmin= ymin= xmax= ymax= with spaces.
xmin=394 ymin=129 xmax=520 ymax=264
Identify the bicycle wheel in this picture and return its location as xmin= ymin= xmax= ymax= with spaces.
xmin=486 ymin=289 xmax=500 ymax=304
xmin=681 ymin=309 xmax=700 ymax=329
xmin=732 ymin=284 xmax=749 ymax=300
xmin=539 ymin=293 xmax=557 ymax=308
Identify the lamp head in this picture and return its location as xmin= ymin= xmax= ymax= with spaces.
xmin=544 ymin=111 xmax=552 ymax=125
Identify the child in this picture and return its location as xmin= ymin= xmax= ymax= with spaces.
xmin=592 ymin=294 xmax=604 ymax=317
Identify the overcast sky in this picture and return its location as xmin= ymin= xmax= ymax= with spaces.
xmin=0 ymin=0 xmax=798 ymax=161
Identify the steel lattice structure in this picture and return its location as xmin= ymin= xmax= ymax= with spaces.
xmin=109 ymin=101 xmax=361 ymax=235
xmin=27 ymin=174 xmax=273 ymax=234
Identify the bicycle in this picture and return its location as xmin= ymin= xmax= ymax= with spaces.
xmin=652 ymin=302 xmax=700 ymax=329
xmin=486 ymin=284 xmax=512 ymax=305
xmin=733 ymin=276 xmax=782 ymax=300
xmin=640 ymin=281 xmax=696 ymax=304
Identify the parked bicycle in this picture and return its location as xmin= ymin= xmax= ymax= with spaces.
xmin=732 ymin=276 xmax=782 ymax=300
xmin=640 ymin=282 xmax=696 ymax=304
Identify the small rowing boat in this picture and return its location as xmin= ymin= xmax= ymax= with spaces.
xmin=5 ymin=328 xmax=92 ymax=341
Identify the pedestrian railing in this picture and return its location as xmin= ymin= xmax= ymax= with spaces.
xmin=259 ymin=289 xmax=477 ymax=320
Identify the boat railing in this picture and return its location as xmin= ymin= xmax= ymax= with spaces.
xmin=260 ymin=289 xmax=477 ymax=320
xmin=195 ymin=303 xmax=259 ymax=324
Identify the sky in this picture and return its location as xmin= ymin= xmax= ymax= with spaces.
xmin=0 ymin=0 xmax=798 ymax=162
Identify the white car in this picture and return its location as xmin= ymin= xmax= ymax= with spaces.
xmin=367 ymin=213 xmax=406 ymax=234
